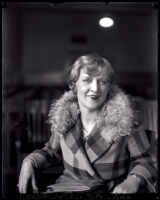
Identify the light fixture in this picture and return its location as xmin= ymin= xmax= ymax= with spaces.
xmin=99 ymin=17 xmax=114 ymax=28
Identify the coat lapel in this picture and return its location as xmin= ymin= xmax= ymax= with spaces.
xmin=63 ymin=118 xmax=100 ymax=178
xmin=63 ymin=117 xmax=83 ymax=154
xmin=64 ymin=117 xmax=113 ymax=167
xmin=85 ymin=124 xmax=113 ymax=163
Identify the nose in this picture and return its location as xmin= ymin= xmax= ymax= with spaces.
xmin=90 ymin=80 xmax=99 ymax=92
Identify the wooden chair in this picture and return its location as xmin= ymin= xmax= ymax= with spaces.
xmin=134 ymin=98 xmax=158 ymax=138
xmin=133 ymin=98 xmax=158 ymax=192
xmin=15 ymin=99 xmax=64 ymax=185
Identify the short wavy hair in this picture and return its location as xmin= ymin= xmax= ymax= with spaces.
xmin=68 ymin=53 xmax=116 ymax=94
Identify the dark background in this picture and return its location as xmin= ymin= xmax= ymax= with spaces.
xmin=2 ymin=2 xmax=158 ymax=199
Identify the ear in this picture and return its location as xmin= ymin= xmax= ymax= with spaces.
xmin=69 ymin=81 xmax=77 ymax=95
xmin=73 ymin=86 xmax=77 ymax=94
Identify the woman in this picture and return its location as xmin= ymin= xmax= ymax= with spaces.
xmin=18 ymin=53 xmax=156 ymax=194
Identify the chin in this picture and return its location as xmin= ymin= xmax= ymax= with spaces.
xmin=87 ymin=104 xmax=102 ymax=111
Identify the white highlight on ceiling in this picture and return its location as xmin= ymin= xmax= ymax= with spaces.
xmin=99 ymin=17 xmax=114 ymax=28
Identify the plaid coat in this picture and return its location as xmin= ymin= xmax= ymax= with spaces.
xmin=26 ymin=87 xmax=157 ymax=192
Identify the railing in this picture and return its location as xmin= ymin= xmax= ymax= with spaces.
xmin=24 ymin=99 xmax=52 ymax=145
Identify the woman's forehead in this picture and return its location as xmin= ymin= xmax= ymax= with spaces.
xmin=80 ymin=67 xmax=108 ymax=78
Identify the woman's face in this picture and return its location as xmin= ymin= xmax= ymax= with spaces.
xmin=75 ymin=67 xmax=109 ymax=113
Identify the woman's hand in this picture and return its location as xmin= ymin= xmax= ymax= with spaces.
xmin=112 ymin=175 xmax=141 ymax=193
xmin=18 ymin=160 xmax=38 ymax=194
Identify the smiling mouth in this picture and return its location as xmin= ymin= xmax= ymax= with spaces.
xmin=88 ymin=95 xmax=99 ymax=100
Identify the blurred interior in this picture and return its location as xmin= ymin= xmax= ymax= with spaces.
xmin=2 ymin=2 xmax=158 ymax=198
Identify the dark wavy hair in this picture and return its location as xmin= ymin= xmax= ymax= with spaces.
xmin=68 ymin=53 xmax=116 ymax=94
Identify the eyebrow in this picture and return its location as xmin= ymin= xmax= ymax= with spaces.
xmin=82 ymin=75 xmax=90 ymax=77
xmin=80 ymin=71 xmax=107 ymax=79
xmin=80 ymin=74 xmax=91 ymax=78
xmin=81 ymin=75 xmax=107 ymax=80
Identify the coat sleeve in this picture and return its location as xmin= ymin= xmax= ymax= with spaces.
xmin=23 ymin=132 xmax=62 ymax=169
xmin=126 ymin=124 xmax=157 ymax=192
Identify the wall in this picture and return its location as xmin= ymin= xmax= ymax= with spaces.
xmin=19 ymin=5 xmax=157 ymax=92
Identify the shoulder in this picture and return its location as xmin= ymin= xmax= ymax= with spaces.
xmin=48 ymin=91 xmax=80 ymax=136
xmin=97 ymin=86 xmax=137 ymax=143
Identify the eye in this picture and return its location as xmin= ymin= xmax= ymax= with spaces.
xmin=83 ymin=78 xmax=91 ymax=83
xmin=100 ymin=79 xmax=107 ymax=85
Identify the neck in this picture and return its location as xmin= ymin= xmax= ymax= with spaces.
xmin=82 ymin=110 xmax=98 ymax=121
xmin=80 ymin=107 xmax=99 ymax=133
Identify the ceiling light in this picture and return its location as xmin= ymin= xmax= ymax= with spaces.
xmin=99 ymin=17 xmax=114 ymax=28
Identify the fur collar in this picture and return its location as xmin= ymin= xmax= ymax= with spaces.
xmin=48 ymin=86 xmax=136 ymax=143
